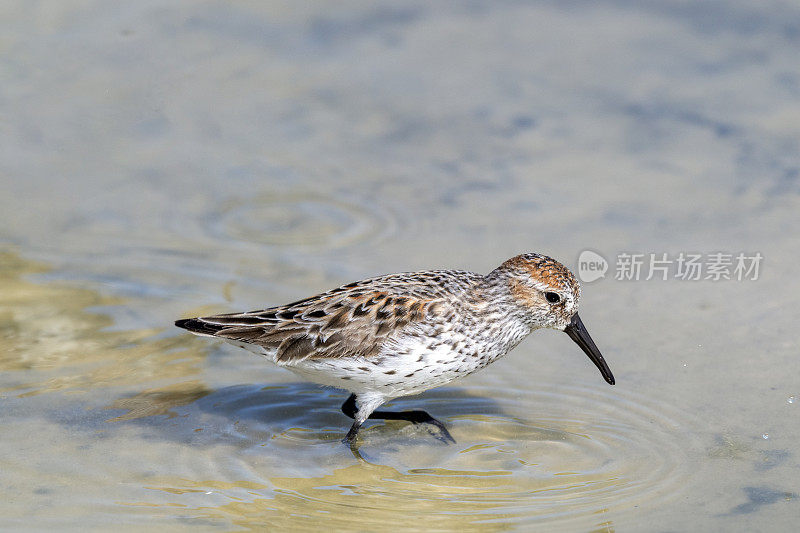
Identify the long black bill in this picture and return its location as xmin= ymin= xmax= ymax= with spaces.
xmin=564 ymin=313 xmax=615 ymax=385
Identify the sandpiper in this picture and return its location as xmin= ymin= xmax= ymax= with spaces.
xmin=176 ymin=253 xmax=614 ymax=445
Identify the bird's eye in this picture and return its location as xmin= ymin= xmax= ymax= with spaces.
xmin=545 ymin=292 xmax=560 ymax=303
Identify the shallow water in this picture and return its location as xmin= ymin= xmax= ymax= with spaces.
xmin=2 ymin=1 xmax=799 ymax=530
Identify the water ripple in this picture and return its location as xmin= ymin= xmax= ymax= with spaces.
xmin=203 ymin=191 xmax=397 ymax=251
xmin=112 ymin=381 xmax=703 ymax=529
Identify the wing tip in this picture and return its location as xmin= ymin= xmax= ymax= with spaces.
xmin=175 ymin=317 xmax=223 ymax=336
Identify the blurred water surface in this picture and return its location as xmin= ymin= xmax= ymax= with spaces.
xmin=1 ymin=1 xmax=799 ymax=530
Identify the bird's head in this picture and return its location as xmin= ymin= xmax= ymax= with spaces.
xmin=491 ymin=253 xmax=615 ymax=385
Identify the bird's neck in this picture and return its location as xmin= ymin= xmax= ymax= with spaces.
xmin=460 ymin=273 xmax=536 ymax=355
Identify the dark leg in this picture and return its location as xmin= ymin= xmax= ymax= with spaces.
xmin=370 ymin=408 xmax=456 ymax=443
xmin=341 ymin=393 xmax=358 ymax=419
xmin=340 ymin=393 xmax=455 ymax=444
xmin=343 ymin=420 xmax=362 ymax=447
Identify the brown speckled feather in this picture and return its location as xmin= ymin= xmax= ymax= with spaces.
xmin=182 ymin=271 xmax=475 ymax=363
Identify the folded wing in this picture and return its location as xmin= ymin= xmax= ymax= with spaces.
xmin=176 ymin=288 xmax=446 ymax=363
